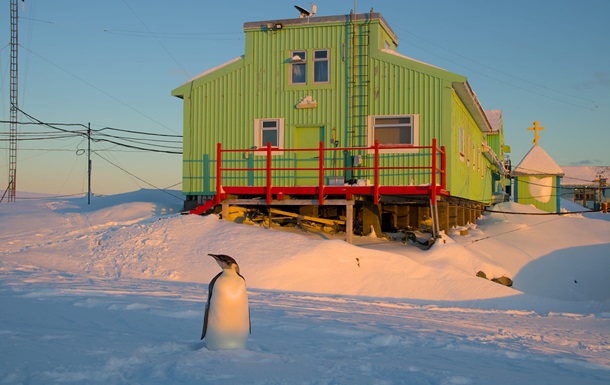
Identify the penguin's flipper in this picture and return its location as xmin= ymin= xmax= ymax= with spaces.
xmin=201 ymin=303 xmax=209 ymax=340
xmin=201 ymin=272 xmax=222 ymax=340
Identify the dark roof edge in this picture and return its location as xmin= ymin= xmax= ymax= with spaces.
xmin=244 ymin=12 xmax=398 ymax=44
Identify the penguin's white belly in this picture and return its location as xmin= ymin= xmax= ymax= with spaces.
xmin=206 ymin=273 xmax=249 ymax=350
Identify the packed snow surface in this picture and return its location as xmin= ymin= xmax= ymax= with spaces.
xmin=1 ymin=189 xmax=609 ymax=384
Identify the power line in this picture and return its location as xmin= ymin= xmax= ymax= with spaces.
xmin=93 ymin=138 xmax=182 ymax=154
xmin=6 ymin=107 xmax=183 ymax=154
xmin=94 ymin=132 xmax=182 ymax=145
xmin=18 ymin=44 xmax=180 ymax=135
xmin=465 ymin=216 xmax=564 ymax=246
xmin=95 ymin=126 xmax=182 ymax=138
xmin=15 ymin=106 xmax=88 ymax=136
xmin=93 ymin=151 xmax=183 ymax=201
xmin=393 ymin=25 xmax=598 ymax=111
xmin=120 ymin=0 xmax=191 ymax=79
xmin=1 ymin=120 xmax=183 ymax=138
xmin=102 ymin=29 xmax=243 ymax=40
xmin=483 ymin=207 xmax=603 ymax=216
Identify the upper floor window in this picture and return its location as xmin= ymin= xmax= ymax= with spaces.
xmin=313 ymin=49 xmax=329 ymax=83
xmin=291 ymin=51 xmax=307 ymax=85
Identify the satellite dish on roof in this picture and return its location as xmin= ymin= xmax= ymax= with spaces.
xmin=294 ymin=3 xmax=316 ymax=18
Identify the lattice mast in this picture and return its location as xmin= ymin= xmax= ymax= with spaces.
xmin=8 ymin=0 xmax=20 ymax=202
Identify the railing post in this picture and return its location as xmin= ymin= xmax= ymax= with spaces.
xmin=441 ymin=145 xmax=447 ymax=190
xmin=374 ymin=140 xmax=380 ymax=204
xmin=215 ymin=142 xmax=222 ymax=204
xmin=318 ymin=141 xmax=325 ymax=205
xmin=266 ymin=142 xmax=272 ymax=204
xmin=431 ymin=138 xmax=437 ymax=203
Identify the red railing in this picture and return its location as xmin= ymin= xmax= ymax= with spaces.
xmin=215 ymin=139 xmax=447 ymax=205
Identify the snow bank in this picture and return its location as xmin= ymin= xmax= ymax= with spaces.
xmin=2 ymin=189 xmax=609 ymax=310
xmin=2 ymin=189 xmax=610 ymax=384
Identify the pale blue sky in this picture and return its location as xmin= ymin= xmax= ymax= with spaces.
xmin=1 ymin=0 xmax=609 ymax=196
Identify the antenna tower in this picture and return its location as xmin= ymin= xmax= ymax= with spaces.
xmin=7 ymin=0 xmax=19 ymax=201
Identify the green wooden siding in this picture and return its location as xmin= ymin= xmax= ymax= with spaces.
xmin=514 ymin=175 xmax=560 ymax=213
xmin=447 ymin=91 xmax=493 ymax=203
xmin=173 ymin=13 xmax=501 ymax=203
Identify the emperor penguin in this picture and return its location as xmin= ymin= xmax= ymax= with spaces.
xmin=201 ymin=253 xmax=250 ymax=350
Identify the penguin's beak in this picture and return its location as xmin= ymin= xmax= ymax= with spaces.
xmin=208 ymin=254 xmax=222 ymax=265
xmin=207 ymin=253 xmax=239 ymax=272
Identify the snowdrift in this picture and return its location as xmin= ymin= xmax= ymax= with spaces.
xmin=2 ymin=189 xmax=609 ymax=310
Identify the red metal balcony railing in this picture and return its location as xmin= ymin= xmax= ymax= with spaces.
xmin=214 ymin=139 xmax=447 ymax=205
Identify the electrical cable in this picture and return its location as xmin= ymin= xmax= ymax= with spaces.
xmin=392 ymin=25 xmax=598 ymax=110
xmin=8 ymin=107 xmax=183 ymax=154
xmin=18 ymin=45 xmax=180 ymax=135
xmin=93 ymin=138 xmax=182 ymax=154
xmin=483 ymin=207 xmax=604 ymax=216
xmin=94 ymin=132 xmax=182 ymax=144
xmin=102 ymin=29 xmax=243 ymax=41
xmin=465 ymin=216 xmax=564 ymax=246
xmin=93 ymin=151 xmax=183 ymax=201
xmin=95 ymin=126 xmax=182 ymax=138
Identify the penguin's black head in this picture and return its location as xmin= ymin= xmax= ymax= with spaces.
xmin=208 ymin=253 xmax=240 ymax=273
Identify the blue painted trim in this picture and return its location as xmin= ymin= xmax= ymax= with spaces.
xmin=555 ymin=176 xmax=561 ymax=213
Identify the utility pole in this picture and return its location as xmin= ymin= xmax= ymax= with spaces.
xmin=8 ymin=0 xmax=20 ymax=202
xmin=594 ymin=174 xmax=606 ymax=211
xmin=88 ymin=123 xmax=92 ymax=205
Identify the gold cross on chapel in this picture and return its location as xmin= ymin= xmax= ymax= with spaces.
xmin=528 ymin=121 xmax=545 ymax=146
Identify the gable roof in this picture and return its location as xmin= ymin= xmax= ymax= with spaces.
xmin=484 ymin=110 xmax=502 ymax=133
xmin=172 ymin=56 xmax=245 ymax=98
xmin=512 ymin=145 xmax=564 ymax=177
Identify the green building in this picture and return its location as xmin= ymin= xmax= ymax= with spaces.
xmin=513 ymin=145 xmax=564 ymax=213
xmin=172 ymin=11 xmax=508 ymax=236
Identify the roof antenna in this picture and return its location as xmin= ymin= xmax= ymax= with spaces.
xmin=294 ymin=3 xmax=316 ymax=18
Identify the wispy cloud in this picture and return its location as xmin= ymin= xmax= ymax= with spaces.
xmin=572 ymin=72 xmax=610 ymax=90
xmin=569 ymin=159 xmax=604 ymax=166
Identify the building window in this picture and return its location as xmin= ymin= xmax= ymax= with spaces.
xmin=472 ymin=141 xmax=476 ymax=170
xmin=254 ymin=118 xmax=284 ymax=150
xmin=459 ymin=127 xmax=464 ymax=157
xmin=291 ymin=51 xmax=307 ymax=84
xmin=574 ymin=188 xmax=595 ymax=201
xmin=373 ymin=116 xmax=414 ymax=145
xmin=368 ymin=115 xmax=419 ymax=152
xmin=313 ymin=49 xmax=329 ymax=83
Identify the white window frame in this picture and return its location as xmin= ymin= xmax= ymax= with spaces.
xmin=367 ymin=114 xmax=420 ymax=153
xmin=290 ymin=50 xmax=307 ymax=85
xmin=472 ymin=140 xmax=476 ymax=170
xmin=459 ymin=126 xmax=465 ymax=161
xmin=313 ymin=49 xmax=330 ymax=84
xmin=254 ymin=118 xmax=284 ymax=155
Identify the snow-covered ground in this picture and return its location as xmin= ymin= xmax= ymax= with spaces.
xmin=1 ymin=190 xmax=609 ymax=384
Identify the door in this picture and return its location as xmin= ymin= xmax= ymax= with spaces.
xmin=295 ymin=126 xmax=323 ymax=186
